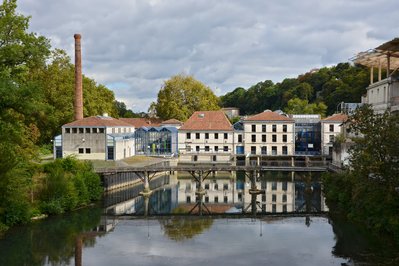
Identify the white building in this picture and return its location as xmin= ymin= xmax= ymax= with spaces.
xmin=178 ymin=111 xmax=233 ymax=163
xmin=54 ymin=115 xmax=135 ymax=160
xmin=242 ymin=110 xmax=295 ymax=156
xmin=353 ymin=38 xmax=399 ymax=114
xmin=320 ymin=113 xmax=348 ymax=156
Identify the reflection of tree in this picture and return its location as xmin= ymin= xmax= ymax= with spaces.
xmin=0 ymin=207 xmax=102 ymax=266
xmin=159 ymin=217 xmax=213 ymax=241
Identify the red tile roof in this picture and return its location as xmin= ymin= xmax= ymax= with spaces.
xmin=63 ymin=116 xmax=134 ymax=127
xmin=161 ymin=119 xmax=183 ymax=125
xmin=119 ymin=118 xmax=162 ymax=127
xmin=244 ymin=111 xmax=294 ymax=122
xmin=180 ymin=111 xmax=232 ymax=131
xmin=322 ymin=113 xmax=348 ymax=122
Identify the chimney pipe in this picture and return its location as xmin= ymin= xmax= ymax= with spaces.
xmin=74 ymin=33 xmax=83 ymax=120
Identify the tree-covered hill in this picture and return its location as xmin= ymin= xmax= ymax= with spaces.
xmin=220 ymin=63 xmax=370 ymax=116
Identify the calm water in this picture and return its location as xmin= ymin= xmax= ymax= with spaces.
xmin=1 ymin=172 xmax=398 ymax=266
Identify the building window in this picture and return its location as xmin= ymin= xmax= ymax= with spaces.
xmin=283 ymin=135 xmax=287 ymax=142
xmin=224 ymin=133 xmax=228 ymax=139
xmin=205 ymin=183 xmax=210 ymax=189
xmin=282 ymin=181 xmax=287 ymax=191
xmin=196 ymin=133 xmax=200 ymax=139
xmin=272 ymin=194 xmax=277 ymax=202
xmin=212 ymin=155 xmax=217 ymax=161
xmin=92 ymin=128 xmax=98 ymax=133
xmin=186 ymin=146 xmax=191 ymax=152
xmin=85 ymin=128 xmax=90 ymax=133
xmin=238 ymin=134 xmax=242 ymax=143
xmin=186 ymin=196 xmax=191 ymax=203
xmin=329 ymin=124 xmax=334 ymax=132
xmin=272 ymin=204 xmax=276 ymax=213
xmin=261 ymin=146 xmax=267 ymax=155
xmin=252 ymin=125 xmax=256 ymax=132
xmin=72 ymin=128 xmax=77 ymax=134
xmin=272 ymin=135 xmax=277 ymax=142
xmin=214 ymin=183 xmax=219 ymax=190
xmin=205 ymin=133 xmax=209 ymax=139
xmin=193 ymin=155 xmax=198 ymax=161
xmin=223 ymin=146 xmax=228 ymax=152
xmin=187 ymin=132 xmax=191 ymax=139
xmin=251 ymin=146 xmax=256 ymax=154
xmin=283 ymin=125 xmax=287 ymax=132
xmin=272 ymin=181 xmax=277 ymax=190
xmin=100 ymin=128 xmax=105 ymax=133
xmin=214 ymin=133 xmax=218 ymax=139
xmin=224 ymin=196 xmax=228 ymax=203
xmin=282 ymin=194 xmax=287 ymax=202
xmin=262 ymin=125 xmax=266 ymax=132
xmin=205 ymin=196 xmax=209 ymax=203
xmin=65 ymin=128 xmax=70 ymax=134
xmin=329 ymin=135 xmax=335 ymax=143
xmin=272 ymin=146 xmax=277 ymax=155
xmin=85 ymin=148 xmax=91 ymax=154
xmin=205 ymin=146 xmax=210 ymax=152
xmin=272 ymin=125 xmax=277 ymax=132
xmin=283 ymin=205 xmax=287 ymax=212
xmin=223 ymin=183 xmax=228 ymax=190
xmin=196 ymin=146 xmax=200 ymax=152
xmin=78 ymin=128 xmax=84 ymax=133
xmin=251 ymin=134 xmax=256 ymax=142
xmin=78 ymin=148 xmax=84 ymax=154
xmin=214 ymin=196 xmax=219 ymax=203
xmin=282 ymin=146 xmax=288 ymax=155
xmin=214 ymin=146 xmax=219 ymax=152
xmin=262 ymin=134 xmax=266 ymax=142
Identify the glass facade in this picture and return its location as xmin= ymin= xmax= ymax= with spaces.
xmin=134 ymin=126 xmax=178 ymax=156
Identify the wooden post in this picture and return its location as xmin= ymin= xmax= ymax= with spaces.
xmin=370 ymin=66 xmax=374 ymax=84
xmin=378 ymin=61 xmax=382 ymax=81
xmin=387 ymin=53 xmax=391 ymax=78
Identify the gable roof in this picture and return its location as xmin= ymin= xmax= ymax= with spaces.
xmin=119 ymin=118 xmax=162 ymax=127
xmin=161 ymin=118 xmax=183 ymax=125
xmin=244 ymin=111 xmax=294 ymax=122
xmin=63 ymin=116 xmax=133 ymax=127
xmin=180 ymin=111 xmax=232 ymax=131
xmin=322 ymin=113 xmax=348 ymax=122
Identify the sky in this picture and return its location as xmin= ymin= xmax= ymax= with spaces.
xmin=18 ymin=0 xmax=399 ymax=112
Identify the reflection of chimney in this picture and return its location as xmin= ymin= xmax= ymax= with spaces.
xmin=74 ymin=34 xmax=83 ymax=120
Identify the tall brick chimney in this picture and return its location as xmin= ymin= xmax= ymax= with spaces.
xmin=74 ymin=33 xmax=83 ymax=120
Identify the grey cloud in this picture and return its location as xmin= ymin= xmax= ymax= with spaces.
xmin=18 ymin=0 xmax=399 ymax=112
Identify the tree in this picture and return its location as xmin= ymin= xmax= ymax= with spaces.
xmin=0 ymin=0 xmax=50 ymax=80
xmin=284 ymin=98 xmax=327 ymax=117
xmin=152 ymin=74 xmax=220 ymax=121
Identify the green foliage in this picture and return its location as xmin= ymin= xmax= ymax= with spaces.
xmin=220 ymin=63 xmax=368 ymax=116
xmin=152 ymin=74 xmax=220 ymax=121
xmin=159 ymin=217 xmax=213 ymax=241
xmin=323 ymin=106 xmax=399 ymax=243
xmin=284 ymin=98 xmax=327 ymax=117
xmin=39 ymin=158 xmax=102 ymax=215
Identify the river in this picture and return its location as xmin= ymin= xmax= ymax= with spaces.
xmin=0 ymin=171 xmax=398 ymax=265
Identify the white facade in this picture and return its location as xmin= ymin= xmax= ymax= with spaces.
xmin=178 ymin=130 xmax=234 ymax=162
xmin=243 ymin=122 xmax=295 ymax=156
xmin=362 ymin=77 xmax=399 ymax=114
xmin=320 ymin=117 xmax=346 ymax=156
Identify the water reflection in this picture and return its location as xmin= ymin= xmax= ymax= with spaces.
xmin=1 ymin=171 xmax=399 ymax=266
xmin=104 ymin=171 xmax=327 ymax=216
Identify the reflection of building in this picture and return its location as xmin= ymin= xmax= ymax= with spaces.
xmin=176 ymin=171 xmax=325 ymax=214
xmin=54 ymin=115 xmax=135 ymax=160
xmin=243 ymin=110 xmax=295 ymax=156
xmin=134 ymin=127 xmax=178 ymax=156
xmin=178 ymin=111 xmax=234 ymax=163
xmin=291 ymin=114 xmax=321 ymax=155
xmin=320 ymin=114 xmax=348 ymax=156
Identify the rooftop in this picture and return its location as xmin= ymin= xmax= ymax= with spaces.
xmin=244 ymin=110 xmax=294 ymax=122
xmin=352 ymin=37 xmax=399 ymax=69
xmin=63 ymin=116 xmax=134 ymax=127
xmin=119 ymin=118 xmax=162 ymax=127
xmin=180 ymin=111 xmax=232 ymax=131
xmin=322 ymin=113 xmax=348 ymax=122
xmin=161 ymin=118 xmax=183 ymax=125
